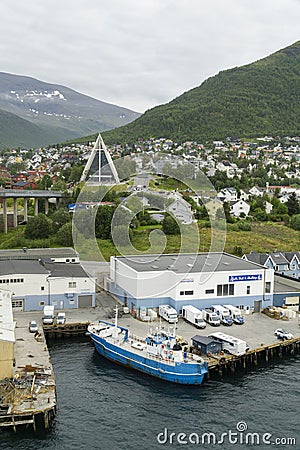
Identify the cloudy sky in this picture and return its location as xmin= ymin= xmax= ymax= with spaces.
xmin=0 ymin=0 xmax=299 ymax=112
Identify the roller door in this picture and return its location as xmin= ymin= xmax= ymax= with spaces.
xmin=78 ymin=294 xmax=93 ymax=308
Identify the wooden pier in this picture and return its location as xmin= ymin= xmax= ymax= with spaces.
xmin=0 ymin=319 xmax=57 ymax=432
xmin=43 ymin=322 xmax=90 ymax=339
xmin=204 ymin=337 xmax=300 ymax=378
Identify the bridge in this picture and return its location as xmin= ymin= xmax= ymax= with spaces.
xmin=0 ymin=189 xmax=63 ymax=234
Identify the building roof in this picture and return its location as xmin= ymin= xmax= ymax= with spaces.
xmin=115 ymin=252 xmax=266 ymax=273
xmin=0 ymin=247 xmax=78 ymax=261
xmin=274 ymin=274 xmax=300 ymax=293
xmin=244 ymin=252 xmax=269 ymax=265
xmin=0 ymin=260 xmax=49 ymax=276
xmin=244 ymin=251 xmax=299 ymax=267
xmin=44 ymin=262 xmax=91 ymax=279
xmin=191 ymin=336 xmax=221 ymax=345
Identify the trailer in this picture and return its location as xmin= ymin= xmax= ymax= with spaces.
xmin=208 ymin=331 xmax=247 ymax=356
xmin=182 ymin=305 xmax=206 ymax=329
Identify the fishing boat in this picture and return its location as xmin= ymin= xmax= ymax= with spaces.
xmin=88 ymin=307 xmax=208 ymax=384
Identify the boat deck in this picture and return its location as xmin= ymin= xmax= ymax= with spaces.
xmin=89 ymin=323 xmax=203 ymax=366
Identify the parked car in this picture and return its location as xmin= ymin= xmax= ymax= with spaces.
xmin=274 ymin=328 xmax=294 ymax=340
xmin=29 ymin=320 xmax=38 ymax=333
xmin=56 ymin=312 xmax=66 ymax=325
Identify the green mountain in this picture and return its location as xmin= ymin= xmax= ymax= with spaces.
xmin=0 ymin=109 xmax=76 ymax=148
xmin=101 ymin=40 xmax=300 ymax=143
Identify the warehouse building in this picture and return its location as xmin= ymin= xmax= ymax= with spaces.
xmin=0 ymin=250 xmax=96 ymax=312
xmin=0 ymin=289 xmax=15 ymax=380
xmin=108 ymin=252 xmax=274 ymax=314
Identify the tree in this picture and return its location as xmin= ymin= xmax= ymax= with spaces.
xmin=162 ymin=214 xmax=180 ymax=235
xmin=126 ymin=195 xmax=143 ymax=214
xmin=52 ymin=178 xmax=67 ymax=191
xmin=290 ymin=214 xmax=300 ymax=231
xmin=56 ymin=222 xmax=73 ymax=246
xmin=286 ymin=192 xmax=300 ymax=216
xmin=69 ymin=165 xmax=84 ymax=183
xmin=51 ymin=208 xmax=71 ymax=234
xmin=37 ymin=174 xmax=52 ymax=190
xmin=95 ymin=205 xmax=116 ymax=240
xmin=24 ymin=214 xmax=51 ymax=239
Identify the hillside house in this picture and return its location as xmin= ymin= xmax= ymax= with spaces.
xmin=230 ymin=200 xmax=250 ymax=217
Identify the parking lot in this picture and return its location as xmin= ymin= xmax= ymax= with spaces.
xmin=14 ymin=290 xmax=300 ymax=351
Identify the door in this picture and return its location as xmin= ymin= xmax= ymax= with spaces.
xmin=78 ymin=294 xmax=93 ymax=308
xmin=11 ymin=299 xmax=24 ymax=311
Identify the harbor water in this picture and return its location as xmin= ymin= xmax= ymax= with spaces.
xmin=1 ymin=338 xmax=299 ymax=449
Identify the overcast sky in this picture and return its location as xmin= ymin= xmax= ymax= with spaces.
xmin=0 ymin=0 xmax=299 ymax=112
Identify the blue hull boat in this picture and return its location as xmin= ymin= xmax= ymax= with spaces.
xmin=88 ymin=310 xmax=208 ymax=385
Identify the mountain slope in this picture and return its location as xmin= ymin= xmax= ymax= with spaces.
xmin=0 ymin=72 xmax=140 ymax=147
xmin=0 ymin=109 xmax=77 ymax=148
xmin=102 ymin=40 xmax=300 ymax=143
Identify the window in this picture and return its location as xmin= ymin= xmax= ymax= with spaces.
xmin=41 ymin=286 xmax=45 ymax=291
xmin=69 ymin=282 xmax=76 ymax=288
xmin=66 ymin=259 xmax=70 ymax=263
xmin=180 ymin=291 xmax=184 ymax=295
xmin=39 ymin=301 xmax=45 ymax=306
xmin=205 ymin=289 xmax=214 ymax=294
xmin=217 ymin=284 xmax=234 ymax=296
xmin=265 ymin=282 xmax=271 ymax=293
xmin=12 ymin=300 xmax=23 ymax=308
xmin=184 ymin=290 xmax=194 ymax=295
xmin=246 ymin=286 xmax=251 ymax=295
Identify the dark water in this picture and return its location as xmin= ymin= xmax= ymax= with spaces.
xmin=1 ymin=339 xmax=299 ymax=450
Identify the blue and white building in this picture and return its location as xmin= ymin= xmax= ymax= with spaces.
xmin=108 ymin=252 xmax=274 ymax=314
xmin=0 ymin=249 xmax=96 ymax=312
xmin=243 ymin=251 xmax=300 ymax=279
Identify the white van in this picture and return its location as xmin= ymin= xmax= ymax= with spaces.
xmin=211 ymin=305 xmax=233 ymax=326
xmin=56 ymin=312 xmax=66 ymax=325
xmin=158 ymin=305 xmax=178 ymax=324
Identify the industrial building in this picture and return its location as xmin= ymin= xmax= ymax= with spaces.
xmin=0 ymin=248 xmax=96 ymax=312
xmin=0 ymin=289 xmax=15 ymax=379
xmin=108 ymin=252 xmax=274 ymax=314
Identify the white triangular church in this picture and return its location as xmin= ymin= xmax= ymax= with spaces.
xmin=80 ymin=133 xmax=120 ymax=185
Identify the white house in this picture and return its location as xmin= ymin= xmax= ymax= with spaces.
xmin=108 ymin=252 xmax=274 ymax=313
xmin=249 ymin=186 xmax=264 ymax=197
xmin=230 ymin=200 xmax=250 ymax=217
xmin=265 ymin=201 xmax=273 ymax=214
xmin=0 ymin=259 xmax=96 ymax=312
xmin=166 ymin=197 xmax=194 ymax=225
xmin=217 ymin=187 xmax=238 ymax=203
xmin=239 ymin=189 xmax=250 ymax=201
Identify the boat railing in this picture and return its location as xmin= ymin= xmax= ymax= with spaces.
xmin=146 ymin=352 xmax=176 ymax=366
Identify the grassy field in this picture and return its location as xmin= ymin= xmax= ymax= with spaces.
xmin=0 ymin=221 xmax=299 ymax=260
